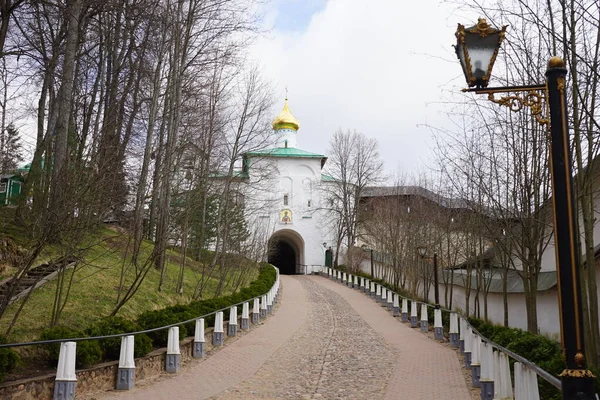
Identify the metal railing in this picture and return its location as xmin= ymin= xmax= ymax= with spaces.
xmin=324 ymin=267 xmax=562 ymax=391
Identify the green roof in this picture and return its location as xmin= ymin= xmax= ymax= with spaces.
xmin=321 ymin=174 xmax=337 ymax=182
xmin=245 ymin=147 xmax=326 ymax=159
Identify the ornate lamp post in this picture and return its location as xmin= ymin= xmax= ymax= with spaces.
xmin=454 ymin=18 xmax=595 ymax=399
xmin=417 ymin=246 xmax=439 ymax=309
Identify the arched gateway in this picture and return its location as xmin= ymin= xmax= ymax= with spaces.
xmin=268 ymin=229 xmax=305 ymax=275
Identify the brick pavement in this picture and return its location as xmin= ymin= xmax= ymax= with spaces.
xmin=98 ymin=275 xmax=471 ymax=399
xmin=99 ymin=276 xmax=308 ymax=400
xmin=310 ymin=276 xmax=472 ymax=399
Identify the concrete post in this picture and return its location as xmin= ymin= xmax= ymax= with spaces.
xmin=360 ymin=277 xmax=365 ymax=292
xmin=392 ymin=293 xmax=399 ymax=317
xmin=347 ymin=273 xmax=352 ymax=287
xmin=459 ymin=317 xmax=466 ymax=353
xmin=336 ymin=270 xmax=341 ymax=282
xmin=410 ymin=300 xmax=418 ymax=328
xmin=464 ymin=325 xmax=472 ymax=368
xmin=193 ymin=318 xmax=205 ymax=358
xmin=213 ymin=312 xmax=224 ymax=346
xmin=470 ymin=332 xmax=481 ymax=388
xmin=241 ymin=302 xmax=250 ymax=330
xmin=328 ymin=268 xmax=332 ymax=279
xmin=166 ymin=327 xmax=181 ymax=373
xmin=386 ymin=291 xmax=393 ymax=311
xmin=449 ymin=312 xmax=459 ymax=347
xmin=420 ymin=303 xmax=428 ymax=332
xmin=376 ymin=284 xmax=382 ymax=302
xmin=479 ymin=341 xmax=494 ymax=399
xmin=116 ymin=336 xmax=135 ymax=390
xmin=380 ymin=287 xmax=387 ymax=306
xmin=434 ymin=308 xmax=443 ymax=340
xmin=252 ymin=298 xmax=260 ymax=324
xmin=401 ymin=298 xmax=408 ymax=322
xmin=260 ymin=295 xmax=268 ymax=319
xmin=354 ymin=275 xmax=358 ymax=288
xmin=54 ymin=341 xmax=76 ymax=400
xmin=495 ymin=351 xmax=513 ymax=399
xmin=370 ymin=281 xmax=376 ymax=298
xmin=267 ymin=291 xmax=273 ymax=314
xmin=228 ymin=306 xmax=238 ymax=337
xmin=342 ymin=272 xmax=347 ymax=284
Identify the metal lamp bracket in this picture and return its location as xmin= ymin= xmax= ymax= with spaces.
xmin=463 ymin=84 xmax=549 ymax=129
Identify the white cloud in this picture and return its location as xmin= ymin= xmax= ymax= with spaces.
xmin=250 ymin=0 xmax=474 ymax=178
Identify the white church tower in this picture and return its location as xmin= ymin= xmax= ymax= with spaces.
xmin=242 ymin=98 xmax=335 ymax=274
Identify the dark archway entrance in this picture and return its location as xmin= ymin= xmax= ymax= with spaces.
xmin=268 ymin=240 xmax=297 ymax=275
xmin=267 ymin=229 xmax=304 ymax=275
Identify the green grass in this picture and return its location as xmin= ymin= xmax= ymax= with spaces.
xmin=0 ymin=226 xmax=258 ymax=343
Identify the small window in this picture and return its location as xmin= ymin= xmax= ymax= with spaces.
xmin=307 ymin=200 xmax=311 ymax=207
xmin=283 ymin=194 xmax=288 ymax=206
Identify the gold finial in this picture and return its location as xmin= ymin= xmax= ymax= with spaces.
xmin=548 ymin=56 xmax=565 ymax=68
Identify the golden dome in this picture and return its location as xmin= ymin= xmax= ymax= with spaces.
xmin=272 ymin=99 xmax=300 ymax=131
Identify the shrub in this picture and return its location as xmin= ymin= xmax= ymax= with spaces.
xmin=137 ymin=264 xmax=277 ymax=346
xmin=0 ymin=335 xmax=18 ymax=382
xmin=85 ymin=317 xmax=153 ymax=360
xmin=39 ymin=326 xmax=102 ymax=368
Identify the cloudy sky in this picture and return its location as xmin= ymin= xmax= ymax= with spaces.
xmin=249 ymin=0 xmax=478 ymax=179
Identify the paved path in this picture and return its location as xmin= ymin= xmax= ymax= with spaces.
xmin=99 ymin=275 xmax=471 ymax=399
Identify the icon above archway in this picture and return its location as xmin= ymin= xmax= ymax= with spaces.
xmin=280 ymin=209 xmax=292 ymax=224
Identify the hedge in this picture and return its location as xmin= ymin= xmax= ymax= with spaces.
xmin=137 ymin=263 xmax=277 ymax=347
xmin=36 ymin=263 xmax=276 ymax=363
xmin=468 ymin=317 xmax=600 ymax=400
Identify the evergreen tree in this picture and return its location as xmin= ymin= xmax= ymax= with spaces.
xmin=1 ymin=124 xmax=23 ymax=174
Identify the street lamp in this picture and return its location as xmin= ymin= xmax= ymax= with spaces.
xmin=454 ymin=19 xmax=595 ymax=398
xmin=417 ymin=246 xmax=439 ymax=309
xmin=361 ymin=244 xmax=374 ymax=278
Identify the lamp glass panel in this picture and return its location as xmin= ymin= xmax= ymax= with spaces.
xmin=464 ymin=34 xmax=499 ymax=80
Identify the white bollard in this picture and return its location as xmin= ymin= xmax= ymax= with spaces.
xmin=328 ymin=268 xmax=332 ymax=278
xmin=241 ymin=302 xmax=250 ymax=330
xmin=464 ymin=325 xmax=472 ymax=368
xmin=336 ymin=270 xmax=341 ymax=281
xmin=459 ymin=317 xmax=467 ymax=353
xmin=228 ymin=306 xmax=238 ymax=337
xmin=401 ymin=298 xmax=408 ymax=322
xmin=420 ymin=303 xmax=428 ymax=332
xmin=386 ymin=290 xmax=393 ymax=311
xmin=213 ymin=312 xmax=224 ymax=346
xmin=267 ymin=291 xmax=273 ymax=313
xmin=434 ymin=308 xmax=443 ymax=340
xmin=354 ymin=275 xmax=358 ymax=288
xmin=514 ymin=363 xmax=528 ymax=400
xmin=193 ymin=318 xmax=205 ymax=358
xmin=381 ymin=288 xmax=387 ymax=306
xmin=54 ymin=341 xmax=77 ymax=400
xmin=370 ymin=281 xmax=376 ymax=298
xmin=479 ymin=341 xmax=494 ymax=399
xmin=392 ymin=293 xmax=399 ymax=316
xmin=410 ymin=300 xmax=418 ymax=328
xmin=497 ymin=351 xmax=513 ymax=399
xmin=360 ymin=277 xmax=366 ymax=292
xmin=252 ymin=297 xmax=260 ymax=324
xmin=166 ymin=327 xmax=181 ymax=373
xmin=116 ymin=335 xmax=135 ymax=390
xmin=471 ymin=333 xmax=481 ymax=387
xmin=525 ymin=366 xmax=541 ymax=400
xmin=260 ymin=295 xmax=268 ymax=318
xmin=449 ymin=313 xmax=459 ymax=347
xmin=376 ymin=284 xmax=382 ymax=302
xmin=342 ymin=272 xmax=347 ymax=284
xmin=347 ymin=274 xmax=352 ymax=287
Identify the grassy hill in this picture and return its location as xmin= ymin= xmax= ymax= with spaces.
xmin=0 ymin=224 xmax=258 ymax=344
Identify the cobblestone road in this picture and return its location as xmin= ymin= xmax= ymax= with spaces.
xmin=99 ymin=275 xmax=471 ymax=400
